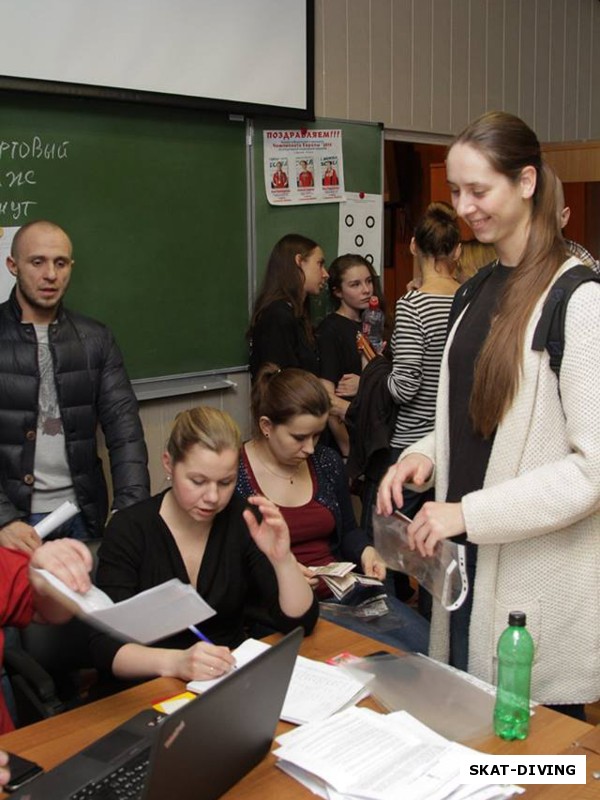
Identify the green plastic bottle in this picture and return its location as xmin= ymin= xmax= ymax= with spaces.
xmin=493 ymin=611 xmax=534 ymax=740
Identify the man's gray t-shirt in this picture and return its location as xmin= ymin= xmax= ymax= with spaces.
xmin=31 ymin=324 xmax=78 ymax=513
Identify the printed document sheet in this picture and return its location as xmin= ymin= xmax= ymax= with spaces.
xmin=187 ymin=638 xmax=372 ymax=724
xmin=33 ymin=571 xmax=216 ymax=643
xmin=274 ymin=706 xmax=523 ymax=800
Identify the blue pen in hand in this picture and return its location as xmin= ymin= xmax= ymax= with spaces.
xmin=188 ymin=625 xmax=237 ymax=671
xmin=188 ymin=624 xmax=212 ymax=643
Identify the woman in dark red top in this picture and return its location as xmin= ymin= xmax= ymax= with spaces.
xmin=236 ymin=364 xmax=430 ymax=653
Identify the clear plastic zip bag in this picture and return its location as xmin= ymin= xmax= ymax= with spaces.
xmin=373 ymin=512 xmax=468 ymax=610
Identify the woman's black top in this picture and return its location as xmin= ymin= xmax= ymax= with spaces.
xmin=446 ymin=264 xmax=511 ymax=549
xmin=316 ymin=312 xmax=362 ymax=391
xmin=89 ymin=491 xmax=319 ymax=674
xmin=249 ymin=300 xmax=318 ymax=379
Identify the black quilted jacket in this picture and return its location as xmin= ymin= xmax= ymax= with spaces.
xmin=0 ymin=290 xmax=150 ymax=536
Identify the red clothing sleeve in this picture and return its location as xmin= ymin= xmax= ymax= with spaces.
xmin=1 ymin=547 xmax=34 ymax=733
xmin=0 ymin=548 xmax=33 ymax=628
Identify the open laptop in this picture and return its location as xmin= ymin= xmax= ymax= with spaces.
xmin=11 ymin=627 xmax=303 ymax=800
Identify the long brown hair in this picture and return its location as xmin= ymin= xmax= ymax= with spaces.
xmin=248 ymin=233 xmax=320 ymax=343
xmin=452 ymin=112 xmax=566 ymax=437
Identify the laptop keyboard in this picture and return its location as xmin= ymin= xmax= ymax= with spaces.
xmin=69 ymin=747 xmax=151 ymax=800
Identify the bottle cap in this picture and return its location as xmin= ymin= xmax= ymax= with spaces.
xmin=508 ymin=611 xmax=526 ymax=627
xmin=368 ymin=296 xmax=380 ymax=309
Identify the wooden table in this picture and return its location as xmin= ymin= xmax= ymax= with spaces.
xmin=0 ymin=620 xmax=597 ymax=799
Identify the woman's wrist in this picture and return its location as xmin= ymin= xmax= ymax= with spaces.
xmin=157 ymin=647 xmax=188 ymax=680
xmin=113 ymin=643 xmax=183 ymax=681
xmin=360 ymin=544 xmax=374 ymax=566
xmin=270 ymin=550 xmax=299 ymax=573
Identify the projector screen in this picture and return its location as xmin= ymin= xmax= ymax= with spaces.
xmin=0 ymin=0 xmax=314 ymax=118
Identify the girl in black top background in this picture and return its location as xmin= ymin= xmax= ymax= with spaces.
xmin=248 ymin=233 xmax=328 ymax=380
xmin=316 ymin=254 xmax=384 ymax=456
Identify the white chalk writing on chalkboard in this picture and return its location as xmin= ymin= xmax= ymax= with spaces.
xmin=0 ymin=201 xmax=37 ymax=220
xmin=0 ymin=137 xmax=70 ymax=160
xmin=0 ymin=136 xmax=70 ymax=223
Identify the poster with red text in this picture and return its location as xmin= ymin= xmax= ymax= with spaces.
xmin=264 ymin=129 xmax=345 ymax=205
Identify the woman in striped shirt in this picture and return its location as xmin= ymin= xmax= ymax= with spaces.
xmin=388 ymin=202 xmax=461 ymax=517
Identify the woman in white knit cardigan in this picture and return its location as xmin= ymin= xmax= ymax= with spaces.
xmin=378 ymin=111 xmax=600 ymax=720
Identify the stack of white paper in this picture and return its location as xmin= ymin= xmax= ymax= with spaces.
xmin=274 ymin=706 xmax=523 ymax=800
xmin=187 ymin=638 xmax=372 ymax=724
xmin=281 ymin=652 xmax=372 ymax=724
xmin=33 ymin=571 xmax=216 ymax=644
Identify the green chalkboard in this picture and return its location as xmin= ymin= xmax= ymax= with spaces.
xmin=0 ymin=91 xmax=248 ymax=380
xmin=253 ymin=118 xmax=382 ymax=321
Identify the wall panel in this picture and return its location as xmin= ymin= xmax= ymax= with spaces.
xmin=431 ymin=0 xmax=453 ymax=134
xmin=468 ymin=0 xmax=488 ymax=122
xmin=314 ymin=0 xmax=326 ymax=116
xmin=314 ymin=0 xmax=600 ymax=141
xmin=450 ymin=0 xmax=471 ymax=133
xmin=486 ymin=0 xmax=505 ymax=112
xmin=543 ymin=141 xmax=600 ymax=182
xmin=503 ymin=0 xmax=521 ymax=117
xmin=576 ymin=0 xmax=592 ymax=139
xmin=563 ymin=0 xmax=581 ymax=141
xmin=348 ymin=0 xmax=372 ymax=121
xmin=518 ymin=0 xmax=536 ymax=127
xmin=412 ymin=0 xmax=434 ymax=130
xmin=391 ymin=0 xmax=413 ymax=128
xmin=533 ymin=0 xmax=551 ymax=138
xmin=321 ymin=0 xmax=348 ymax=119
xmin=548 ymin=0 xmax=567 ymax=141
xmin=591 ymin=1 xmax=600 ymax=136
xmin=371 ymin=0 xmax=394 ymax=124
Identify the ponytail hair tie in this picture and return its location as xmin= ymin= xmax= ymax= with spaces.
xmin=265 ymin=363 xmax=282 ymax=379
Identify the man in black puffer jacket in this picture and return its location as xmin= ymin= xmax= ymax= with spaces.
xmin=0 ymin=220 xmax=150 ymax=552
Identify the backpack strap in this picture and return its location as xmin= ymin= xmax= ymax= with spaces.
xmin=447 ymin=260 xmax=496 ymax=334
xmin=532 ymin=264 xmax=600 ymax=379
